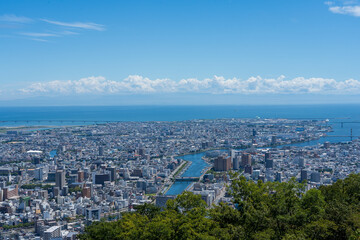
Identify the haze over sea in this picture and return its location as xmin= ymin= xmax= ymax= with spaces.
xmin=1 ymin=105 xmax=359 ymax=122
xmin=0 ymin=104 xmax=360 ymax=142
xmin=1 ymin=104 xmax=359 ymax=144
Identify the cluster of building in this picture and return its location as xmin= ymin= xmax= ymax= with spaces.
xmin=209 ymin=139 xmax=360 ymax=192
xmin=0 ymin=119 xmax=336 ymax=239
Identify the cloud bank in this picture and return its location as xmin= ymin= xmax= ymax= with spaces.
xmin=19 ymin=75 xmax=360 ymax=95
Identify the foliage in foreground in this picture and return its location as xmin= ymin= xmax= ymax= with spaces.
xmin=79 ymin=173 xmax=360 ymax=240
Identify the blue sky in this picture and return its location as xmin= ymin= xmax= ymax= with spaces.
xmin=1 ymin=0 xmax=360 ymax=105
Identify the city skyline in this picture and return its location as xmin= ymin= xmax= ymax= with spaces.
xmin=2 ymin=1 xmax=360 ymax=237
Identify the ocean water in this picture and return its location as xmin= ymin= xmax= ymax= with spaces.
xmin=0 ymin=104 xmax=359 ymax=123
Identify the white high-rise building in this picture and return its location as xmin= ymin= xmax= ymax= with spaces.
xmin=43 ymin=226 xmax=61 ymax=240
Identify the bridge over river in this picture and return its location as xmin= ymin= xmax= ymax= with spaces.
xmin=175 ymin=177 xmax=200 ymax=182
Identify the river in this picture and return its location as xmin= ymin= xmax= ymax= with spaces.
xmin=165 ymin=120 xmax=358 ymax=195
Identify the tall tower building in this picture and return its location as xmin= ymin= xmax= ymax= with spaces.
xmin=271 ymin=136 xmax=277 ymax=145
xmin=241 ymin=153 xmax=252 ymax=167
xmin=252 ymin=129 xmax=257 ymax=137
xmin=265 ymin=152 xmax=273 ymax=168
xmin=78 ymin=171 xmax=84 ymax=182
xmin=233 ymin=156 xmax=240 ymax=170
xmin=99 ymin=146 xmax=104 ymax=156
xmin=138 ymin=148 xmax=146 ymax=157
xmin=82 ymin=185 xmax=91 ymax=198
xmin=214 ymin=155 xmax=231 ymax=171
xmin=275 ymin=172 xmax=282 ymax=183
xmin=55 ymin=170 xmax=66 ymax=190
xmin=265 ymin=159 xmax=274 ymax=169
xmin=106 ymin=167 xmax=117 ymax=182
xmin=300 ymin=169 xmax=308 ymax=183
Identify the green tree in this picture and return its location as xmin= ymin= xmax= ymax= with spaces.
xmin=133 ymin=203 xmax=161 ymax=220
xmin=80 ymin=173 xmax=360 ymax=240
xmin=166 ymin=191 xmax=207 ymax=213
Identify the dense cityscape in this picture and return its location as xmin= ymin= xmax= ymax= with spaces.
xmin=2 ymin=0 xmax=360 ymax=238
xmin=0 ymin=118 xmax=358 ymax=239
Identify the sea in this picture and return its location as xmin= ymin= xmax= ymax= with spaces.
xmin=0 ymin=104 xmax=359 ymax=121
xmin=1 ymin=105 xmax=359 ymax=140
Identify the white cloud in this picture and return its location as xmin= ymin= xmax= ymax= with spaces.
xmin=19 ymin=31 xmax=79 ymax=41
xmin=324 ymin=1 xmax=334 ymax=6
xmin=1 ymin=14 xmax=104 ymax=41
xmin=0 ymin=14 xmax=32 ymax=23
xmin=329 ymin=5 xmax=360 ymax=16
xmin=29 ymin=38 xmax=49 ymax=42
xmin=41 ymin=19 xmax=105 ymax=31
xmin=19 ymin=75 xmax=360 ymax=95
xmin=61 ymin=31 xmax=79 ymax=35
xmin=327 ymin=1 xmax=360 ymax=17
xmin=20 ymin=32 xmax=58 ymax=37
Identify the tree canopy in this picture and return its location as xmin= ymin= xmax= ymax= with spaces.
xmin=79 ymin=173 xmax=360 ymax=240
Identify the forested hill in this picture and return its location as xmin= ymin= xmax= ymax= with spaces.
xmin=79 ymin=173 xmax=360 ymax=240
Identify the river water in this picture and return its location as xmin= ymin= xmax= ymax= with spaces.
xmin=166 ymin=120 xmax=358 ymax=195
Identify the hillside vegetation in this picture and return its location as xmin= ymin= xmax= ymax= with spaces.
xmin=80 ymin=173 xmax=360 ymax=240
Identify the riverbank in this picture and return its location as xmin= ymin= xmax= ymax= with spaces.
xmin=172 ymin=161 xmax=191 ymax=179
xmin=166 ymin=125 xmax=355 ymax=196
xmin=158 ymin=160 xmax=191 ymax=195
